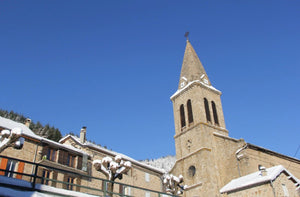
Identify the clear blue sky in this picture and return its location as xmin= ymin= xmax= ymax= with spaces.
xmin=1 ymin=1 xmax=299 ymax=160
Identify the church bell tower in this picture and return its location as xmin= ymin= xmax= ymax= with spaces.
xmin=170 ymin=37 xmax=228 ymax=196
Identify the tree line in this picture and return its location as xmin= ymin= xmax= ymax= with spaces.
xmin=0 ymin=109 xmax=62 ymax=142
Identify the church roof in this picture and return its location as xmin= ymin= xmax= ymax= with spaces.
xmin=220 ymin=165 xmax=300 ymax=194
xmin=178 ymin=40 xmax=211 ymax=89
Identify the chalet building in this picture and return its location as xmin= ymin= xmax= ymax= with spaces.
xmin=220 ymin=165 xmax=300 ymax=197
xmin=0 ymin=37 xmax=300 ymax=197
xmin=0 ymin=116 xmax=165 ymax=196
xmin=0 ymin=116 xmax=89 ymax=192
xmin=59 ymin=130 xmax=165 ymax=195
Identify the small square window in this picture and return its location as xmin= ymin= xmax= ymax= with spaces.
xmin=145 ymin=173 xmax=150 ymax=182
xmin=145 ymin=191 xmax=150 ymax=197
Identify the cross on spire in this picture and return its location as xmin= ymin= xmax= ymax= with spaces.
xmin=184 ymin=32 xmax=189 ymax=41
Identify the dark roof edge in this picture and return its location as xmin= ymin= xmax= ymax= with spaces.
xmin=247 ymin=143 xmax=300 ymax=164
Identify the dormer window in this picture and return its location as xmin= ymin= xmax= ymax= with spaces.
xmin=180 ymin=77 xmax=187 ymax=88
xmin=180 ymin=81 xmax=186 ymax=88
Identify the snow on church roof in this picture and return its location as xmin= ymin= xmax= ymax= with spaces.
xmin=220 ymin=165 xmax=300 ymax=194
xmin=170 ymin=80 xmax=221 ymax=100
xmin=60 ymin=134 xmax=166 ymax=174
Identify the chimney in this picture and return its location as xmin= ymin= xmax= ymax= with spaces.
xmin=258 ymin=165 xmax=267 ymax=176
xmin=25 ymin=118 xmax=31 ymax=127
xmin=80 ymin=126 xmax=87 ymax=144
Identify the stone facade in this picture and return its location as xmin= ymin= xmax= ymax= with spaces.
xmin=60 ymin=135 xmax=164 ymax=196
xmin=0 ymin=118 xmax=164 ymax=196
xmin=220 ymin=165 xmax=300 ymax=197
xmin=170 ymin=40 xmax=300 ymax=197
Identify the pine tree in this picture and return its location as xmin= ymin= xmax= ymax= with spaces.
xmin=0 ymin=109 xmax=63 ymax=142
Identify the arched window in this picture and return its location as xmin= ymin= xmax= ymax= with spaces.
xmin=187 ymin=99 xmax=194 ymax=124
xmin=211 ymin=101 xmax=219 ymax=125
xmin=180 ymin=104 xmax=186 ymax=128
xmin=204 ymin=98 xmax=211 ymax=123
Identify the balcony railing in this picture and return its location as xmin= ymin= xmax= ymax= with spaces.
xmin=0 ymin=155 xmax=178 ymax=197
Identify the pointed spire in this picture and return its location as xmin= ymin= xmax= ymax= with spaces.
xmin=178 ymin=39 xmax=211 ymax=89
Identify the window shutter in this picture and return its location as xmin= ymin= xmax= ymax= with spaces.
xmin=76 ymin=178 xmax=81 ymax=192
xmin=77 ymin=156 xmax=82 ymax=170
xmin=58 ymin=150 xmax=64 ymax=164
xmin=16 ymin=162 xmax=25 ymax=179
xmin=42 ymin=146 xmax=48 ymax=158
xmin=0 ymin=158 xmax=8 ymax=175
xmin=63 ymin=151 xmax=68 ymax=165
xmin=52 ymin=171 xmax=58 ymax=187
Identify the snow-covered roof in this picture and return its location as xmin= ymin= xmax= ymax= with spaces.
xmin=0 ymin=116 xmax=37 ymax=138
xmin=170 ymin=80 xmax=221 ymax=100
xmin=60 ymin=135 xmax=166 ymax=174
xmin=220 ymin=165 xmax=300 ymax=194
xmin=0 ymin=116 xmax=88 ymax=156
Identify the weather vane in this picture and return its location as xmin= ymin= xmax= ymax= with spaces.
xmin=184 ymin=32 xmax=189 ymax=41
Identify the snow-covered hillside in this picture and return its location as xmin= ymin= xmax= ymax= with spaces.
xmin=141 ymin=155 xmax=176 ymax=173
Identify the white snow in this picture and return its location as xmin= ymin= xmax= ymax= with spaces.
xmin=0 ymin=187 xmax=51 ymax=197
xmin=141 ymin=155 xmax=176 ymax=173
xmin=60 ymin=135 xmax=165 ymax=174
xmin=1 ymin=129 xmax=11 ymax=136
xmin=170 ymin=80 xmax=221 ymax=100
xmin=181 ymin=76 xmax=187 ymax=81
xmin=0 ymin=176 xmax=99 ymax=197
xmin=0 ymin=116 xmax=35 ymax=138
xmin=0 ymin=116 xmax=89 ymax=156
xmin=220 ymin=165 xmax=300 ymax=193
xmin=0 ymin=175 xmax=32 ymax=188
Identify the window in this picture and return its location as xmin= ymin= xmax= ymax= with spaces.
xmin=145 ymin=173 xmax=150 ymax=182
xmin=282 ymin=184 xmax=289 ymax=197
xmin=211 ymin=101 xmax=219 ymax=125
xmin=124 ymin=186 xmax=131 ymax=196
xmin=66 ymin=177 xmax=74 ymax=190
xmin=81 ymin=154 xmax=88 ymax=171
xmin=204 ymin=98 xmax=211 ymax=123
xmin=145 ymin=191 xmax=150 ymax=197
xmin=188 ymin=165 xmax=196 ymax=177
xmin=0 ymin=160 xmax=24 ymax=179
xmin=67 ymin=154 xmax=76 ymax=168
xmin=102 ymin=180 xmax=109 ymax=191
xmin=187 ymin=99 xmax=194 ymax=124
xmin=5 ymin=160 xmax=16 ymax=178
xmin=120 ymin=185 xmax=131 ymax=196
xmin=42 ymin=170 xmax=50 ymax=185
xmin=47 ymin=148 xmax=57 ymax=162
xmin=180 ymin=104 xmax=186 ymax=128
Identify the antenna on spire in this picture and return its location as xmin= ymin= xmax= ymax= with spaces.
xmin=184 ymin=32 xmax=189 ymax=41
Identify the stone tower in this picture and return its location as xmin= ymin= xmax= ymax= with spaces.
xmin=170 ymin=39 xmax=228 ymax=196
